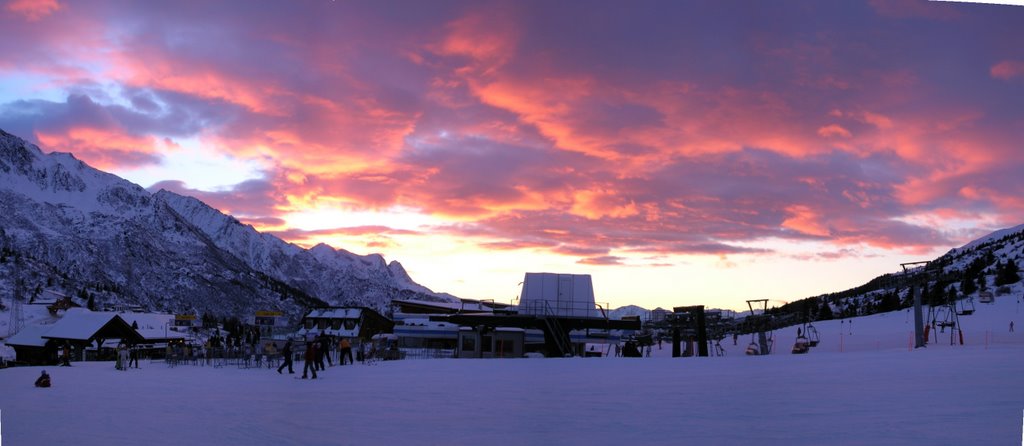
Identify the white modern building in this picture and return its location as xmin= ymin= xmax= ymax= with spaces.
xmin=517 ymin=273 xmax=608 ymax=318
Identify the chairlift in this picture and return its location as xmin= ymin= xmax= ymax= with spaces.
xmin=957 ymin=297 xmax=975 ymax=316
xmin=932 ymin=306 xmax=948 ymax=326
xmin=805 ymin=323 xmax=820 ymax=347
xmin=791 ymin=331 xmax=810 ymax=354
xmin=934 ymin=306 xmax=956 ymax=331
xmin=745 ymin=342 xmax=760 ymax=355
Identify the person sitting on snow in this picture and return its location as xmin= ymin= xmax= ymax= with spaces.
xmin=35 ymin=370 xmax=51 ymax=388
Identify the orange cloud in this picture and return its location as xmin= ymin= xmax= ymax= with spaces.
xmin=817 ymin=124 xmax=852 ymax=138
xmin=569 ymin=188 xmax=639 ymax=220
xmin=436 ymin=13 xmax=517 ymax=65
xmin=990 ymin=60 xmax=1024 ymax=80
xmin=112 ymin=59 xmax=285 ymax=115
xmin=781 ymin=205 xmax=831 ymax=237
xmin=36 ymin=127 xmax=166 ymax=169
xmin=5 ymin=0 xmax=61 ymax=21
xmin=861 ymin=112 xmax=893 ymax=129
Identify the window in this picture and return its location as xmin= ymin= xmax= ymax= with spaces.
xmin=481 ymin=335 xmax=492 ymax=353
xmin=304 ymin=320 xmax=314 ymax=330
xmin=344 ymin=319 xmax=357 ymax=330
xmin=332 ymin=319 xmax=342 ymax=330
xmin=461 ymin=336 xmax=476 ymax=352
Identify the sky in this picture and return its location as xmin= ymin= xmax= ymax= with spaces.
xmin=0 ymin=0 xmax=1022 ymax=311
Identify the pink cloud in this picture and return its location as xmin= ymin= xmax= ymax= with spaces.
xmin=5 ymin=0 xmax=61 ymax=21
xmin=990 ymin=60 xmax=1024 ymax=80
xmin=2 ymin=1 xmax=1022 ymax=266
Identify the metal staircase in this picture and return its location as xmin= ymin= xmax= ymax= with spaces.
xmin=537 ymin=301 xmax=574 ymax=357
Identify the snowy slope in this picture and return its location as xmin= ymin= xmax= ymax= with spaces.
xmin=0 ymin=128 xmax=455 ymax=320
xmin=953 ymin=223 xmax=1024 ymax=253
xmin=0 ymin=294 xmax=1021 ymax=445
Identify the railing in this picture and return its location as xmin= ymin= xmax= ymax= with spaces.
xmin=518 ymin=299 xmax=612 ymax=319
xmin=399 ymin=348 xmax=456 ymax=360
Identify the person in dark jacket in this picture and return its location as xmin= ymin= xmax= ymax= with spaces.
xmin=61 ymin=342 xmax=72 ymax=367
xmin=35 ymin=370 xmax=51 ymax=388
xmin=302 ymin=341 xmax=318 ymax=379
xmin=318 ymin=333 xmax=333 ymax=368
xmin=277 ymin=340 xmax=294 ymax=374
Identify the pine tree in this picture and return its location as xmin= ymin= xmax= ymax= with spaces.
xmin=818 ymin=300 xmax=834 ymax=320
xmin=961 ymin=273 xmax=977 ymax=295
xmin=995 ymin=258 xmax=1020 ymax=286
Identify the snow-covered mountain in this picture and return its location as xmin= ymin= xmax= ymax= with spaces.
xmin=0 ymin=129 xmax=456 ymax=320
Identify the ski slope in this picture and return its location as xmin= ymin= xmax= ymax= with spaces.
xmin=2 ymin=287 xmax=1023 ymax=445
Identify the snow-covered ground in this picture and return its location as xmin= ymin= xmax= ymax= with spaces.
xmin=2 ymin=290 xmax=1023 ymax=445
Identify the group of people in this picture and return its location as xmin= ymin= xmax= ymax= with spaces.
xmin=276 ymin=333 xmax=356 ymax=379
xmin=115 ymin=341 xmax=141 ymax=370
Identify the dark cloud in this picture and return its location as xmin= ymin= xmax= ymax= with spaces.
xmin=150 ymin=178 xmax=284 ymax=220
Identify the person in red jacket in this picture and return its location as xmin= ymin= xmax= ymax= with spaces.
xmin=301 ymin=341 xmax=318 ymax=379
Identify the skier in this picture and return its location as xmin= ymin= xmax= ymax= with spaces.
xmin=277 ymin=340 xmax=294 ymax=374
xmin=301 ymin=341 xmax=318 ymax=379
xmin=1011 ymin=321 xmax=1015 ymax=333
xmin=339 ymin=338 xmax=353 ymax=365
xmin=61 ymin=342 xmax=72 ymax=367
xmin=317 ymin=333 xmax=332 ymax=369
xmin=116 ymin=342 xmax=128 ymax=370
xmin=129 ymin=343 xmax=140 ymax=369
xmin=35 ymin=370 xmax=51 ymax=388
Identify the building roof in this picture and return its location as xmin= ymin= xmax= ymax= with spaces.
xmin=303 ymin=307 xmax=363 ymax=319
xmin=40 ymin=308 xmax=143 ymax=343
xmin=4 ymin=323 xmax=55 ymax=347
xmin=136 ymin=328 xmax=187 ymax=341
xmin=296 ymin=326 xmax=360 ymax=339
xmin=392 ymin=298 xmax=497 ymax=314
xmin=118 ymin=312 xmax=175 ymax=331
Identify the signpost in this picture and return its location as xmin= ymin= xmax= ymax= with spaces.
xmin=174 ymin=314 xmax=196 ymax=327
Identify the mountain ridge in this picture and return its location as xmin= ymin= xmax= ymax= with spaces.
xmin=0 ymin=129 xmax=456 ymax=319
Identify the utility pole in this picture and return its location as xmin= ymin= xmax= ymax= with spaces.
xmin=902 ymin=261 xmax=932 ymax=349
xmin=9 ymin=259 xmax=25 ymax=336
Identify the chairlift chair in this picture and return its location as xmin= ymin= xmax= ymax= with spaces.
xmin=805 ymin=323 xmax=820 ymax=347
xmin=791 ymin=335 xmax=810 ymax=354
xmin=745 ymin=342 xmax=760 ymax=355
xmin=957 ymin=297 xmax=975 ymax=316
xmin=743 ymin=329 xmax=757 ymax=355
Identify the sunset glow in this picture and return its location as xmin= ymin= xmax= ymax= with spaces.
xmin=2 ymin=0 xmax=1022 ymax=310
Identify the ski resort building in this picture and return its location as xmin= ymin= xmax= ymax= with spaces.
xmin=294 ymin=307 xmax=393 ymax=341
xmin=6 ymin=309 xmax=144 ymax=365
xmin=517 ymin=273 xmax=607 ymax=318
xmin=429 ymin=273 xmax=641 ymax=357
xmin=390 ymin=299 xmax=488 ymax=358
